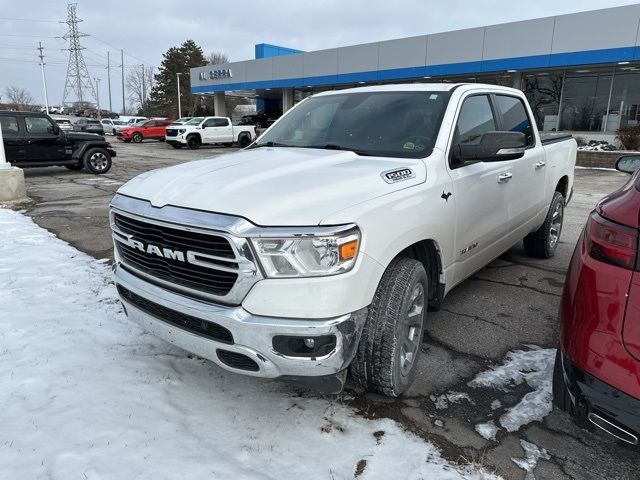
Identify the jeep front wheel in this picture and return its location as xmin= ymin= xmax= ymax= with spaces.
xmin=83 ymin=148 xmax=112 ymax=174
xmin=350 ymin=257 xmax=427 ymax=396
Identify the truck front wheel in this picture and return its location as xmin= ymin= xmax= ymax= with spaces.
xmin=187 ymin=135 xmax=201 ymax=150
xmin=349 ymin=257 xmax=427 ymax=397
xmin=83 ymin=148 xmax=112 ymax=174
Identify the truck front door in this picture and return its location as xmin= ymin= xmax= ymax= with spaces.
xmin=448 ymin=94 xmax=511 ymax=283
xmin=24 ymin=115 xmax=66 ymax=163
xmin=1 ymin=115 xmax=27 ymax=164
xmin=202 ymin=117 xmax=232 ymax=143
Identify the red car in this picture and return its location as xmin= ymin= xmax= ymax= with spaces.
xmin=117 ymin=119 xmax=173 ymax=143
xmin=555 ymin=154 xmax=640 ymax=446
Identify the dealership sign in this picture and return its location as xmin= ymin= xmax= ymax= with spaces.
xmin=199 ymin=69 xmax=233 ymax=81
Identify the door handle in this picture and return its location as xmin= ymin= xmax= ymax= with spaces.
xmin=497 ymin=172 xmax=513 ymax=183
xmin=534 ymin=161 xmax=546 ymax=169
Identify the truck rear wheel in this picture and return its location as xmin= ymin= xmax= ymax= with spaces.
xmin=83 ymin=148 xmax=112 ymax=174
xmin=523 ymin=191 xmax=564 ymax=258
xmin=349 ymin=257 xmax=427 ymax=397
xmin=239 ymin=135 xmax=251 ymax=148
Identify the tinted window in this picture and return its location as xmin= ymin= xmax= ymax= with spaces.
xmin=25 ymin=116 xmax=56 ymax=135
xmin=204 ymin=118 xmax=229 ymax=127
xmin=455 ymin=95 xmax=496 ymax=145
xmin=496 ymin=95 xmax=534 ymax=146
xmin=0 ymin=116 xmax=20 ymax=135
xmin=87 ymin=120 xmax=101 ymax=125
xmin=255 ymin=91 xmax=450 ymax=158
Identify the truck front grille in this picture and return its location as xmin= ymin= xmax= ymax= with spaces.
xmin=165 ymin=129 xmax=178 ymax=137
xmin=113 ymin=213 xmax=238 ymax=297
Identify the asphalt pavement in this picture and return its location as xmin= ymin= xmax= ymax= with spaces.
xmin=17 ymin=140 xmax=638 ymax=479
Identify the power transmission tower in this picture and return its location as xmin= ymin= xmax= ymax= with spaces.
xmin=61 ymin=3 xmax=97 ymax=106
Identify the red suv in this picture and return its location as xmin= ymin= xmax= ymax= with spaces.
xmin=555 ymin=154 xmax=640 ymax=446
xmin=117 ymin=119 xmax=173 ymax=143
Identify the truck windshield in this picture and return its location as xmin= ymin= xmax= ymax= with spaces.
xmin=186 ymin=117 xmax=205 ymax=125
xmin=253 ymin=91 xmax=450 ymax=158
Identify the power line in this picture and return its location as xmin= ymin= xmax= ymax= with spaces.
xmin=0 ymin=16 xmax=59 ymax=23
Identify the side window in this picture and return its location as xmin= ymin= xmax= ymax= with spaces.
xmin=202 ymin=118 xmax=216 ymax=128
xmin=0 ymin=116 xmax=20 ymax=136
xmin=454 ymin=95 xmax=497 ymax=146
xmin=146 ymin=121 xmax=157 ymax=127
xmin=25 ymin=116 xmax=56 ymax=135
xmin=495 ymin=95 xmax=534 ymax=146
xmin=214 ymin=118 xmax=230 ymax=127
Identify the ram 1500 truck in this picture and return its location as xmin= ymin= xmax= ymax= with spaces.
xmin=164 ymin=116 xmax=256 ymax=150
xmin=110 ymin=84 xmax=576 ymax=396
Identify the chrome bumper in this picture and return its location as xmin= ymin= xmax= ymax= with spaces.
xmin=113 ymin=264 xmax=367 ymax=379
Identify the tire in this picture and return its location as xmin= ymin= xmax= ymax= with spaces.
xmin=158 ymin=138 xmax=165 ymax=142
xmin=171 ymin=143 xmax=183 ymax=149
xmin=224 ymin=142 xmax=233 ymax=148
xmin=132 ymin=132 xmax=143 ymax=143
xmin=187 ymin=135 xmax=201 ymax=150
xmin=83 ymin=148 xmax=112 ymax=174
xmin=238 ymin=135 xmax=251 ymax=148
xmin=350 ymin=257 xmax=428 ymax=397
xmin=65 ymin=163 xmax=84 ymax=171
xmin=523 ymin=191 xmax=564 ymax=258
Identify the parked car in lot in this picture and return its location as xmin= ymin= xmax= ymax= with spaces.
xmin=239 ymin=107 xmax=282 ymax=128
xmin=101 ymin=118 xmax=127 ymax=135
xmin=554 ymin=154 xmax=640 ymax=446
xmin=170 ymin=117 xmax=192 ymax=125
xmin=116 ymin=118 xmax=173 ymax=143
xmin=110 ymin=84 xmax=576 ymax=395
xmin=0 ymin=110 xmax=115 ymax=173
xmin=119 ymin=116 xmax=148 ymax=125
xmin=164 ymin=116 xmax=256 ymax=149
xmin=73 ymin=118 xmax=104 ymax=135
xmin=51 ymin=117 xmax=73 ymax=131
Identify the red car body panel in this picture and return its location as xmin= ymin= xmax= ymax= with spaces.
xmin=561 ymin=169 xmax=640 ymax=401
xmin=118 ymin=120 xmax=173 ymax=140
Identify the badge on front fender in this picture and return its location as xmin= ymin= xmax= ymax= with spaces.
xmin=381 ymin=168 xmax=415 ymax=184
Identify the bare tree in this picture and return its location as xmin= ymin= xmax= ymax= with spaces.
xmin=126 ymin=65 xmax=154 ymax=112
xmin=4 ymin=86 xmax=34 ymax=110
xmin=208 ymin=51 xmax=230 ymax=65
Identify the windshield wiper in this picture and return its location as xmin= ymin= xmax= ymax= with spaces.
xmin=305 ymin=144 xmax=374 ymax=156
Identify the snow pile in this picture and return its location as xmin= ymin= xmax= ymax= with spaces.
xmin=577 ymin=140 xmax=617 ymax=152
xmin=475 ymin=421 xmax=499 ymax=441
xmin=0 ymin=208 xmax=501 ymax=480
xmin=430 ymin=392 xmax=474 ymax=410
xmin=469 ymin=347 xmax=556 ymax=432
xmin=511 ymin=440 xmax=550 ymax=478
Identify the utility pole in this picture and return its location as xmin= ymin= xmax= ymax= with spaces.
xmin=120 ymin=49 xmax=125 ymax=115
xmin=37 ymin=42 xmax=49 ymax=114
xmin=176 ymin=72 xmax=182 ymax=119
xmin=106 ymin=51 xmax=112 ymax=112
xmin=95 ymin=77 xmax=101 ymax=118
xmin=141 ymin=64 xmax=146 ymax=110
xmin=61 ymin=3 xmax=97 ymax=106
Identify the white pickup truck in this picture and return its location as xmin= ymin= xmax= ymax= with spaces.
xmin=110 ymin=84 xmax=576 ymax=396
xmin=165 ymin=116 xmax=256 ymax=150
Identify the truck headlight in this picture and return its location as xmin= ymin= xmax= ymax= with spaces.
xmin=178 ymin=129 xmax=186 ymax=134
xmin=251 ymin=228 xmax=360 ymax=277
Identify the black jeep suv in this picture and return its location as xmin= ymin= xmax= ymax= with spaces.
xmin=1 ymin=111 xmax=115 ymax=174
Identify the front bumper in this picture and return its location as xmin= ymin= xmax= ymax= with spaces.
xmin=113 ymin=264 xmax=367 ymax=379
xmin=560 ymin=350 xmax=640 ymax=445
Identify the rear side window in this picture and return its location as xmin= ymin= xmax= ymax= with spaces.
xmin=25 ymin=116 xmax=56 ymax=135
xmin=203 ymin=118 xmax=229 ymax=127
xmin=495 ymin=95 xmax=534 ymax=146
xmin=454 ymin=95 xmax=497 ymax=145
xmin=0 ymin=116 xmax=20 ymax=135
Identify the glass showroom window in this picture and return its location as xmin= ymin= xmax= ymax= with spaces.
xmin=559 ymin=68 xmax=613 ymax=132
xmin=522 ymin=72 xmax=563 ymax=131
xmin=607 ymin=67 xmax=640 ymax=131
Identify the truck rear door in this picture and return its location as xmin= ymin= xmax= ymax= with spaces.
xmin=1 ymin=114 xmax=27 ymax=164
xmin=24 ymin=115 xmax=66 ymax=162
xmin=492 ymin=94 xmax=546 ymax=236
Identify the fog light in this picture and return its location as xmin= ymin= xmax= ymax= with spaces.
xmin=272 ymin=335 xmax=336 ymax=358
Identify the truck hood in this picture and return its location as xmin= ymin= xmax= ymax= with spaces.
xmin=117 ymin=147 xmax=426 ymax=226
xmin=64 ymin=131 xmax=104 ymax=141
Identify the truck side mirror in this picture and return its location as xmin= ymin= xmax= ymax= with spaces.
xmin=615 ymin=155 xmax=640 ymax=174
xmin=452 ymin=131 xmax=526 ymax=163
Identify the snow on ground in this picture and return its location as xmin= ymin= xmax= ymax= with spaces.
xmin=430 ymin=392 xmax=474 ymax=410
xmin=511 ymin=440 xmax=550 ymax=478
xmin=468 ymin=347 xmax=556 ymax=433
xmin=0 ymin=209 xmax=501 ymax=480
xmin=475 ymin=421 xmax=498 ymax=441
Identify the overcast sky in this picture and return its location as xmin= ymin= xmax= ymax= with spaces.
xmin=0 ymin=0 xmax=636 ymax=108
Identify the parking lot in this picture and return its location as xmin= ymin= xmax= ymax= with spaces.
xmin=19 ymin=141 xmax=638 ymax=479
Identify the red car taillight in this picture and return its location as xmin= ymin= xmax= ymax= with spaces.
xmin=585 ymin=211 xmax=638 ymax=270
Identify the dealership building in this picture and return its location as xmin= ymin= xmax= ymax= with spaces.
xmin=191 ymin=4 xmax=640 ymax=138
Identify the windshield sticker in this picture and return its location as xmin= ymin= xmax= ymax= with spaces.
xmin=403 ymin=142 xmax=415 ymax=150
xmin=381 ymin=168 xmax=416 ymax=184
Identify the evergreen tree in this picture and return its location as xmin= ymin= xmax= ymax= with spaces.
xmin=146 ymin=40 xmax=206 ymax=118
